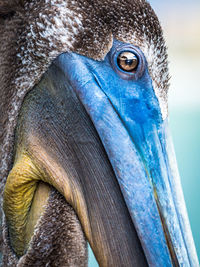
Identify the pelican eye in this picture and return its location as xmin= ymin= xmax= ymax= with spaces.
xmin=111 ymin=45 xmax=145 ymax=80
xmin=117 ymin=51 xmax=139 ymax=72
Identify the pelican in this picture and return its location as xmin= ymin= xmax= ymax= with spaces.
xmin=0 ymin=0 xmax=199 ymax=266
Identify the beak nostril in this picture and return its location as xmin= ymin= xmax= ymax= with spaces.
xmin=154 ymin=195 xmax=180 ymax=267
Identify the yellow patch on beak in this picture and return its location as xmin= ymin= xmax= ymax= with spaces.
xmin=3 ymin=152 xmax=51 ymax=256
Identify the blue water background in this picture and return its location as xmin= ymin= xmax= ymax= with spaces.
xmin=170 ymin=108 xmax=200 ymax=262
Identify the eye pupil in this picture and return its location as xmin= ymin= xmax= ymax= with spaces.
xmin=117 ymin=51 xmax=139 ymax=72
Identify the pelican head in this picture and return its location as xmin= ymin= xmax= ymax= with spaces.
xmin=0 ymin=0 xmax=199 ymax=266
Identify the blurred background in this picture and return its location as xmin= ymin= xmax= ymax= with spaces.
xmin=89 ymin=0 xmax=200 ymax=265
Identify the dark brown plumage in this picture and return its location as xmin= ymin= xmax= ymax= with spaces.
xmin=3 ymin=189 xmax=87 ymax=266
xmin=0 ymin=0 xmax=169 ymax=266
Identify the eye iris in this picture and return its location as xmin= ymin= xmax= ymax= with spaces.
xmin=117 ymin=51 xmax=139 ymax=72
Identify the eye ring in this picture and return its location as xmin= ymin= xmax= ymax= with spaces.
xmin=110 ymin=45 xmax=145 ymax=80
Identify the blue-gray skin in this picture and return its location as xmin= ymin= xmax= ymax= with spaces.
xmin=55 ymin=40 xmax=199 ymax=266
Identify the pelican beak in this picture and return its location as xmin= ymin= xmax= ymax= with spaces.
xmin=55 ymin=47 xmax=198 ymax=266
xmin=3 ymin=41 xmax=199 ymax=266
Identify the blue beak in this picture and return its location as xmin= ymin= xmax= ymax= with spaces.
xmin=55 ymin=40 xmax=199 ymax=266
